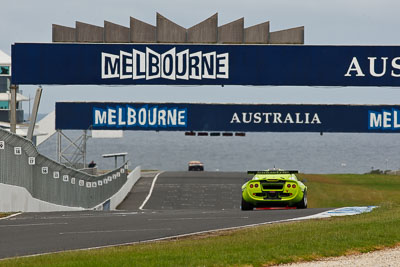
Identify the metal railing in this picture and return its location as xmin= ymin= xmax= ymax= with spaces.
xmin=0 ymin=128 xmax=128 ymax=209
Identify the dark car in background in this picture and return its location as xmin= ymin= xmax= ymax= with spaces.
xmin=188 ymin=161 xmax=204 ymax=171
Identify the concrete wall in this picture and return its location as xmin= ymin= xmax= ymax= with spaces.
xmin=106 ymin=166 xmax=141 ymax=210
xmin=245 ymin=21 xmax=269 ymax=44
xmin=269 ymin=26 xmax=304 ymax=44
xmin=218 ymin=18 xmax=244 ymax=43
xmin=53 ymin=14 xmax=304 ymax=45
xmin=187 ymin=13 xmax=217 ymax=43
xmin=130 ymin=17 xmax=156 ymax=43
xmin=52 ymin=24 xmax=75 ymax=42
xmin=0 ymin=129 xmax=130 ymax=209
xmin=156 ymin=13 xmax=186 ymax=43
xmin=0 ymin=166 xmax=141 ymax=212
xmin=104 ymin=21 xmax=130 ymax=43
xmin=76 ymin=21 xmax=104 ymax=43
xmin=0 ymin=183 xmax=84 ymax=212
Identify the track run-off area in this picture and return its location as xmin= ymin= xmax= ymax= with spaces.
xmin=0 ymin=171 xmax=332 ymax=259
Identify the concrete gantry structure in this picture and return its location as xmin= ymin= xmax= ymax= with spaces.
xmin=52 ymin=13 xmax=304 ymax=44
xmin=245 ymin=21 xmax=270 ymax=44
xmin=218 ymin=18 xmax=244 ymax=43
xmin=104 ymin=21 xmax=130 ymax=43
xmin=269 ymin=26 xmax=304 ymax=44
xmin=130 ymin=17 xmax=156 ymax=43
xmin=187 ymin=13 xmax=218 ymax=43
xmin=76 ymin=21 xmax=104 ymax=43
xmin=156 ymin=13 xmax=187 ymax=43
xmin=52 ymin=24 xmax=75 ymax=42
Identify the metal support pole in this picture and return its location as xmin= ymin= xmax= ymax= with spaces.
xmin=115 ymin=157 xmax=117 ymax=169
xmin=57 ymin=130 xmax=61 ymax=163
xmin=9 ymin=84 xmax=17 ymax=134
xmin=27 ymin=86 xmax=43 ymax=141
xmin=83 ymin=130 xmax=87 ymax=168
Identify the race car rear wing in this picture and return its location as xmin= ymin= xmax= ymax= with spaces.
xmin=247 ymin=170 xmax=299 ymax=175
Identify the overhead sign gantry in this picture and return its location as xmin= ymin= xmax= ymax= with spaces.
xmin=11 ymin=13 xmax=400 ymax=87
xmin=56 ymin=102 xmax=400 ymax=133
xmin=8 ymin=13 xmax=400 ymax=168
xmin=11 ymin=43 xmax=400 ymax=87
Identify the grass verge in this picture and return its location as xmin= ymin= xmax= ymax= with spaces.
xmin=299 ymin=173 xmax=400 ymax=208
xmin=1 ymin=174 xmax=400 ymax=267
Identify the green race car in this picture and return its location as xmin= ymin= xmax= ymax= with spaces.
xmin=241 ymin=170 xmax=307 ymax=210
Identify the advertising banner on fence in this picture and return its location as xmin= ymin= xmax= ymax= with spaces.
xmin=11 ymin=43 xmax=400 ymax=86
xmin=55 ymin=102 xmax=400 ymax=133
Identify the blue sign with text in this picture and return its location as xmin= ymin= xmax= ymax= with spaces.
xmin=55 ymin=102 xmax=400 ymax=133
xmin=11 ymin=43 xmax=400 ymax=86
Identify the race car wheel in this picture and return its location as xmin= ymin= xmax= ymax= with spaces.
xmin=241 ymin=197 xmax=253 ymax=211
xmin=297 ymin=190 xmax=308 ymax=209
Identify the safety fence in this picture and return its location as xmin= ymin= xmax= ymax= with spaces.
xmin=0 ymin=128 xmax=129 ymax=209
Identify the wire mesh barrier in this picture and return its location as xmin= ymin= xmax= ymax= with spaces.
xmin=0 ymin=128 xmax=128 ymax=209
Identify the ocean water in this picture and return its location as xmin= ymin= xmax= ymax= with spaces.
xmin=37 ymin=131 xmax=400 ymax=174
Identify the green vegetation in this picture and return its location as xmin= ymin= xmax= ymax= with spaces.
xmin=299 ymin=173 xmax=400 ymax=208
xmin=1 ymin=174 xmax=400 ymax=267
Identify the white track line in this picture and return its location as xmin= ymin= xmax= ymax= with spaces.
xmin=0 ymin=222 xmax=68 ymax=227
xmin=139 ymin=172 xmax=164 ymax=210
xmin=59 ymin=228 xmax=172 ymax=235
xmin=148 ymin=217 xmax=249 ymax=221
xmin=0 ymin=207 xmax=376 ymax=260
xmin=0 ymin=208 xmax=342 ymax=261
xmin=0 ymin=212 xmax=22 ymax=221
xmin=0 ymin=209 xmax=336 ymax=261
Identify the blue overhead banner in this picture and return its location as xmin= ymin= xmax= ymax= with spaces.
xmin=11 ymin=43 xmax=400 ymax=86
xmin=55 ymin=102 xmax=400 ymax=133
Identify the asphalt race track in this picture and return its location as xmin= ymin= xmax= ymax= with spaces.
xmin=0 ymin=172 xmax=332 ymax=259
xmin=141 ymin=172 xmax=245 ymax=210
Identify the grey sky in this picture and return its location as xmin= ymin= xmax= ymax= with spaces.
xmin=2 ymin=0 xmax=400 ymax=113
